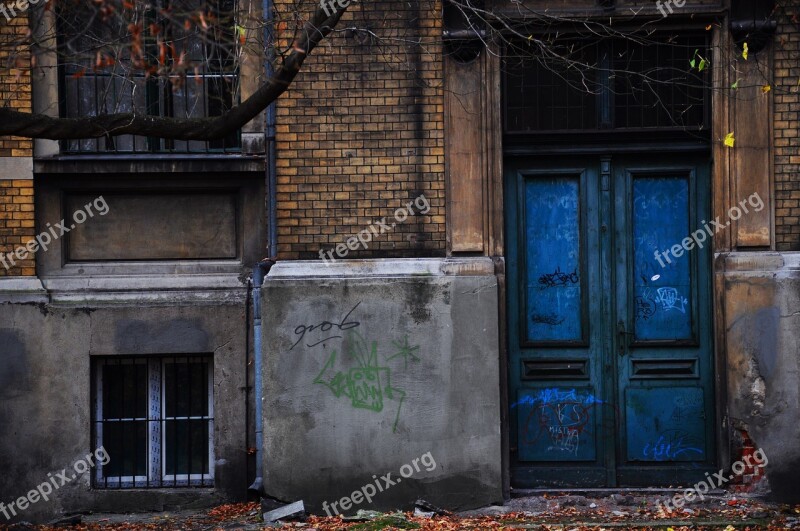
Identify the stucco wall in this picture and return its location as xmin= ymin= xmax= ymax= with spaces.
xmin=719 ymin=252 xmax=800 ymax=503
xmin=0 ymin=280 xmax=250 ymax=524
xmin=262 ymin=258 xmax=502 ymax=514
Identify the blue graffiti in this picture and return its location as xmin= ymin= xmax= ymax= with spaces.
xmin=642 ymin=430 xmax=704 ymax=461
xmin=511 ymin=388 xmax=604 ymax=409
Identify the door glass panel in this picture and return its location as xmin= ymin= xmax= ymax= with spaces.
xmin=524 ymin=176 xmax=582 ymax=342
xmin=632 ymin=176 xmax=692 ymax=340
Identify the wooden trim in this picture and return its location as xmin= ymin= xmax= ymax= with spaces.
xmin=486 ymin=41 xmax=505 ymax=257
xmin=711 ymin=20 xmax=731 ymax=475
xmin=444 ymin=50 xmax=486 ymax=253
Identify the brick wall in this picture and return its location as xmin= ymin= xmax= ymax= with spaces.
xmin=0 ymin=9 xmax=36 ymax=276
xmin=274 ymin=0 xmax=445 ymax=260
xmin=774 ymin=4 xmax=800 ymax=251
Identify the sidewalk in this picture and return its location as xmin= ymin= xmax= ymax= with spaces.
xmin=1 ymin=490 xmax=797 ymax=530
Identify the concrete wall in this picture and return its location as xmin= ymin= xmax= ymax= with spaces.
xmin=0 ymin=278 xmax=250 ymax=524
xmin=262 ymin=258 xmax=502 ymax=514
xmin=718 ymin=252 xmax=800 ymax=503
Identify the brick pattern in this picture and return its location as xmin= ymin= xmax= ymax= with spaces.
xmin=774 ymin=5 xmax=800 ymax=251
xmin=274 ymin=0 xmax=445 ymax=260
xmin=730 ymin=430 xmax=767 ymax=492
xmin=0 ymin=9 xmax=35 ymax=276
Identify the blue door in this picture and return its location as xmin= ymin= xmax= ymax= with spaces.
xmin=506 ymin=155 xmax=716 ymax=487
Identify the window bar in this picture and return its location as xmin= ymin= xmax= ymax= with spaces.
xmin=149 ymin=358 xmax=160 ymax=488
xmin=188 ymin=357 xmax=193 ymax=485
xmin=173 ymin=355 xmax=178 ymax=487
xmin=203 ymin=67 xmax=209 ymax=153
xmin=118 ymin=358 xmax=124 ymax=488
xmin=134 ymin=357 xmax=139 ymax=487
xmin=203 ymin=359 xmax=209 ymax=485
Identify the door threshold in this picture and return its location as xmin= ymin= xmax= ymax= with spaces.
xmin=510 ymin=487 xmax=727 ymax=498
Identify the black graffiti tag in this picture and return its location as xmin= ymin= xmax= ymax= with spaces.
xmin=538 ymin=266 xmax=579 ymax=288
xmin=290 ymin=302 xmax=361 ymax=350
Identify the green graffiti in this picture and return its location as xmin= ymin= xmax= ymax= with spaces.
xmin=313 ymin=331 xmax=420 ymax=433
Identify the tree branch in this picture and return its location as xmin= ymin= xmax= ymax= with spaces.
xmin=0 ymin=5 xmax=346 ymax=141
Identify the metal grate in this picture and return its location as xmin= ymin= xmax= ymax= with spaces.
xmin=504 ymin=41 xmax=600 ymax=132
xmin=612 ymin=35 xmax=708 ymax=129
xmin=58 ymin=0 xmax=240 ymax=154
xmin=503 ymin=33 xmax=709 ymax=133
xmin=91 ymin=356 xmax=214 ymax=488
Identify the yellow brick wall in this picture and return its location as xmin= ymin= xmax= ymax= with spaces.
xmin=0 ymin=8 xmax=35 ymax=276
xmin=274 ymin=1 xmax=445 ymax=259
xmin=774 ymin=4 xmax=800 ymax=251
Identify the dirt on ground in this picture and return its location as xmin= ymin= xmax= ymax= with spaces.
xmin=1 ymin=491 xmax=798 ymax=530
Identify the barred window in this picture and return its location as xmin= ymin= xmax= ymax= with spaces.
xmin=504 ymin=33 xmax=709 ymax=134
xmin=58 ymin=0 xmax=240 ymax=153
xmin=92 ymin=356 xmax=214 ymax=488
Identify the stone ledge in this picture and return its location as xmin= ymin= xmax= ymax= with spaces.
xmin=0 ymin=276 xmax=48 ymax=303
xmin=41 ymin=274 xmax=247 ymax=305
xmin=716 ymin=252 xmax=800 ymax=273
xmin=267 ymin=257 xmax=496 ymax=279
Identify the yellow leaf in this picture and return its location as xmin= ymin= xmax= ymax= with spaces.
xmin=705 ymin=24 xmax=712 ymax=30
xmin=742 ymin=42 xmax=749 ymax=60
xmin=762 ymin=84 xmax=772 ymax=93
xmin=724 ymin=132 xmax=735 ymax=148
xmin=725 ymin=526 xmax=736 ymax=531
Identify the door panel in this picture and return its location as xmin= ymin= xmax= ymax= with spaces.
xmin=507 ymin=159 xmax=610 ymax=486
xmin=522 ymin=176 xmax=584 ymax=343
xmin=630 ymin=176 xmax=693 ymax=340
xmin=507 ymin=155 xmax=715 ymax=487
xmin=614 ymin=160 xmax=716 ymax=485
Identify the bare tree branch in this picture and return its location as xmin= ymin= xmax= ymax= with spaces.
xmin=0 ymin=3 xmax=347 ymax=141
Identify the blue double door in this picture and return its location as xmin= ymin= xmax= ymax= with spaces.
xmin=506 ymin=155 xmax=716 ymax=487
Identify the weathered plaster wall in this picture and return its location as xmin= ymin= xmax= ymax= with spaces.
xmin=262 ymin=258 xmax=502 ymax=514
xmin=719 ymin=252 xmax=800 ymax=503
xmin=0 ymin=282 xmax=250 ymax=524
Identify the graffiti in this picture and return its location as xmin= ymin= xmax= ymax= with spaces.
xmin=655 ymin=287 xmax=688 ymax=313
xmin=512 ymin=388 xmax=604 ymax=409
xmin=547 ymin=426 xmax=581 ymax=455
xmin=516 ymin=388 xmax=605 ymax=456
xmin=538 ymin=266 xmax=579 ymax=288
xmin=313 ymin=331 xmax=420 ymax=433
xmin=634 ymin=294 xmax=657 ymax=321
xmin=642 ymin=430 xmax=704 ymax=461
xmin=531 ymin=313 xmax=565 ymax=326
xmin=386 ymin=336 xmax=420 ymax=370
xmin=290 ymin=302 xmax=361 ymax=350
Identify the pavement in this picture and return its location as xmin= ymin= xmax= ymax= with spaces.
xmin=1 ymin=489 xmax=798 ymax=530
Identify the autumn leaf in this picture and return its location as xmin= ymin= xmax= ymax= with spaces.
xmin=742 ymin=42 xmax=749 ymax=60
xmin=724 ymin=132 xmax=735 ymax=148
xmin=762 ymin=84 xmax=771 ymax=94
xmin=731 ymin=79 xmax=740 ymax=89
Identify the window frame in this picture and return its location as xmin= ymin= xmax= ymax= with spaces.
xmin=502 ymin=31 xmax=712 ymax=138
xmin=92 ymin=355 xmax=215 ymax=489
xmin=55 ymin=0 xmax=241 ymax=155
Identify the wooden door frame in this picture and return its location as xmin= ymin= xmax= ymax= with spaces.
xmin=443 ymin=25 xmax=740 ymax=497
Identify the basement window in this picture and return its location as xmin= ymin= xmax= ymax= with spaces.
xmin=92 ymin=356 xmax=214 ymax=488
